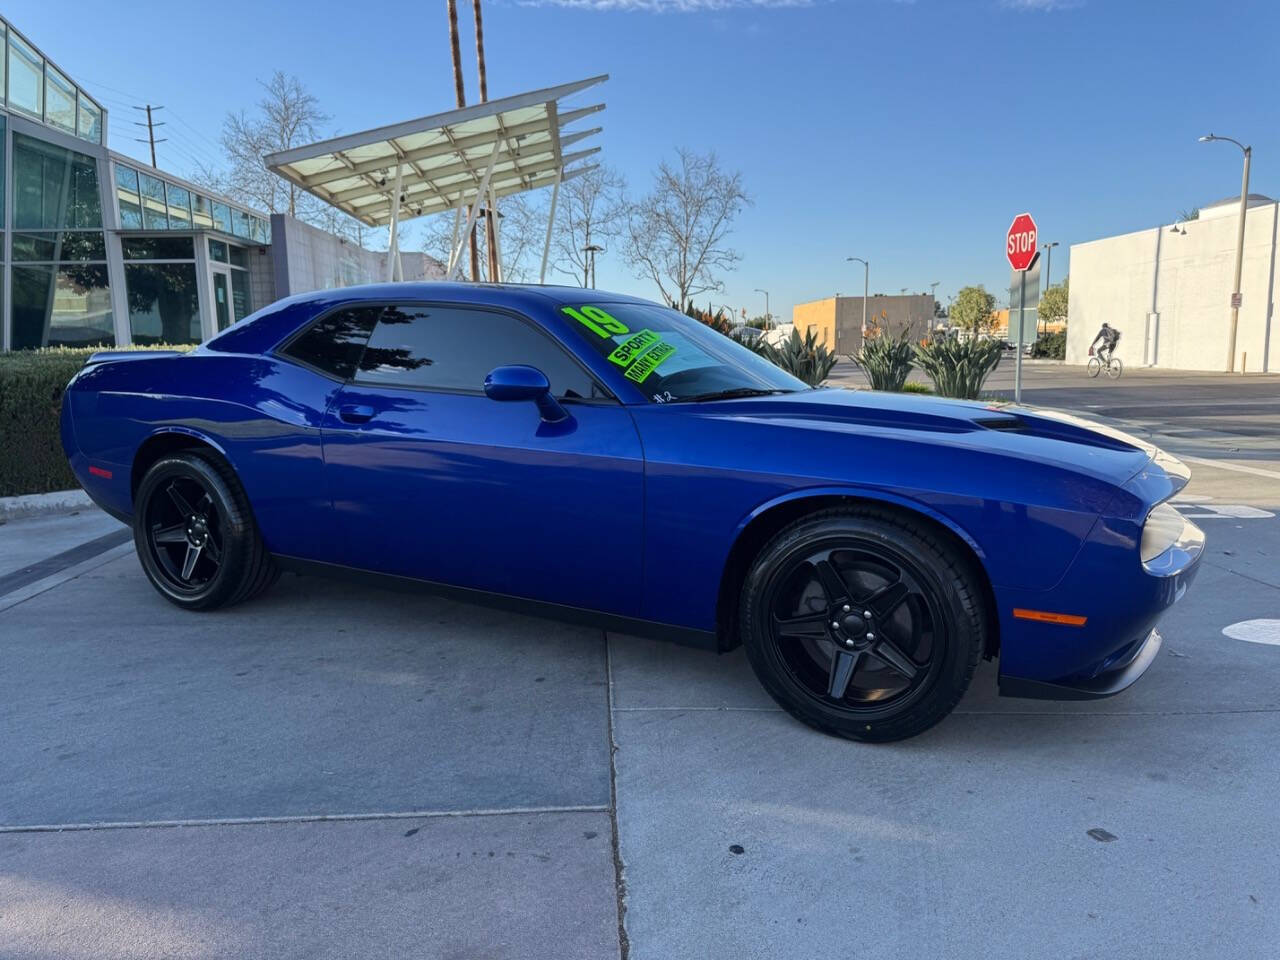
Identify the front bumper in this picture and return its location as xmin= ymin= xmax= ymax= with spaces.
xmin=999 ymin=628 xmax=1162 ymax=700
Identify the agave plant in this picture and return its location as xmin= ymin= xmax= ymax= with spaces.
xmin=854 ymin=328 xmax=915 ymax=392
xmin=913 ymin=335 xmax=1004 ymax=399
xmin=760 ymin=328 xmax=838 ymax=387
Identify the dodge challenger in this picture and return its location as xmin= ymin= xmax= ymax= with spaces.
xmin=61 ymin=283 xmax=1203 ymax=741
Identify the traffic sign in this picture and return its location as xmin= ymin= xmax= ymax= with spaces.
xmin=1006 ymin=213 xmax=1039 ymax=272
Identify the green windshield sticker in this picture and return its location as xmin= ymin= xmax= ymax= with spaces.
xmin=624 ymin=340 xmax=676 ymax=382
xmin=609 ymin=329 xmax=660 ymax=367
xmin=562 ymin=305 xmax=629 ymax=338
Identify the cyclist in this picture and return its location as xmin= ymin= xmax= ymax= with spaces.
xmin=1090 ymin=323 xmax=1121 ymax=364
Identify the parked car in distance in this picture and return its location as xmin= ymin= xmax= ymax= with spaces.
xmin=62 ymin=283 xmax=1203 ymax=741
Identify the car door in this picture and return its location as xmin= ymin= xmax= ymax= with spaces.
xmin=320 ymin=302 xmax=646 ymax=618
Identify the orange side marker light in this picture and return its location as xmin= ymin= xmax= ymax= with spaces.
xmin=1013 ymin=608 xmax=1088 ymax=627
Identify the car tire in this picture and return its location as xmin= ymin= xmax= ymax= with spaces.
xmin=133 ymin=450 xmax=278 ymax=611
xmin=739 ymin=507 xmax=985 ymax=742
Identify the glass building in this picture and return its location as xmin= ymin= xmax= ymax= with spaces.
xmin=0 ymin=16 xmax=442 ymax=353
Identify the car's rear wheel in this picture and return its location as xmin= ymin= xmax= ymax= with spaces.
xmin=739 ymin=507 xmax=985 ymax=742
xmin=133 ymin=450 xmax=279 ymax=610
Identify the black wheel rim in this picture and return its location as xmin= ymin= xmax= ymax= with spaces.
xmin=764 ymin=541 xmax=944 ymax=712
xmin=144 ymin=474 xmax=224 ymax=593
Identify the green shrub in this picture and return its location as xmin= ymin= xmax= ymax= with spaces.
xmin=913 ymin=336 xmax=1004 ymax=399
xmin=760 ymin=328 xmax=838 ymax=387
xmin=0 ymin=344 xmax=191 ymax=497
xmin=900 ymin=381 xmax=933 ymax=394
xmin=854 ymin=329 xmax=915 ymax=391
xmin=1030 ymin=330 xmax=1066 ymax=359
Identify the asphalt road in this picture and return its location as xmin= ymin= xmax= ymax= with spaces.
xmin=2 ymin=369 xmax=1278 ymax=959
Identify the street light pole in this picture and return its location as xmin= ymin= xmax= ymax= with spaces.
xmin=1200 ymin=134 xmax=1252 ymax=373
xmin=846 ymin=257 xmax=869 ymax=347
xmin=754 ymin=288 xmax=770 ymax=329
xmin=1040 ymin=241 xmax=1059 ymax=334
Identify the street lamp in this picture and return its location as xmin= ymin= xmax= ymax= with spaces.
xmin=1040 ymin=241 xmax=1059 ymax=334
xmin=581 ymin=243 xmax=604 ymax=289
xmin=1199 ymin=133 xmax=1253 ymax=373
xmin=846 ymin=257 xmax=869 ymax=346
xmin=754 ymin=288 xmax=771 ymax=329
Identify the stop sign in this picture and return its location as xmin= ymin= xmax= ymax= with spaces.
xmin=1006 ymin=213 xmax=1038 ymax=272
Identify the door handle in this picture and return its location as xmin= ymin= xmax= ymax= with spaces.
xmin=338 ymin=404 xmax=375 ymax=424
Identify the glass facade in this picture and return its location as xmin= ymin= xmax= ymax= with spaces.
xmin=9 ymin=132 xmax=113 ymax=348
xmin=1 ymin=18 xmax=104 ymax=146
xmin=112 ymin=160 xmax=269 ymax=244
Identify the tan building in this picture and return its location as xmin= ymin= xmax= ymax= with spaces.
xmin=792 ymin=295 xmax=936 ymax=354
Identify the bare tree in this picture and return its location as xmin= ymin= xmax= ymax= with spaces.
xmin=553 ymin=166 xmax=627 ymax=286
xmin=623 ymin=149 xmax=750 ymax=310
xmin=418 ymin=191 xmax=547 ymax=282
xmin=197 ymin=71 xmax=371 ymax=244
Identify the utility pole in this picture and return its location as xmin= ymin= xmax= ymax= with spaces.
xmin=473 ymin=0 xmax=499 ymax=283
xmin=132 ymin=105 xmax=166 ymax=167
xmin=1200 ymin=134 xmax=1252 ymax=372
xmin=447 ymin=0 xmax=480 ymax=282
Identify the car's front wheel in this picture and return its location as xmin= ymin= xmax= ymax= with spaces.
xmin=133 ymin=450 xmax=279 ymax=610
xmin=739 ymin=507 xmax=985 ymax=742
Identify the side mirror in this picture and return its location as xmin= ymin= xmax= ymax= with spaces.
xmin=484 ymin=365 xmax=568 ymax=423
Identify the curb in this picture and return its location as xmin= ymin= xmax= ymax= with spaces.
xmin=0 ymin=489 xmax=94 ymax=522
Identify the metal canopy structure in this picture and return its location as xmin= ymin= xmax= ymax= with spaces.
xmin=264 ymin=75 xmax=606 ymax=283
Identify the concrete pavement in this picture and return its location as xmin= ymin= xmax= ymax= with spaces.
xmin=2 ymin=370 xmax=1279 ymax=959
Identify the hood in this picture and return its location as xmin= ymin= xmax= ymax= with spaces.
xmin=686 ymin=387 xmax=1158 ymax=485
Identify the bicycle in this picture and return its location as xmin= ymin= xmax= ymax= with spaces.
xmin=1087 ymin=347 xmax=1123 ymax=379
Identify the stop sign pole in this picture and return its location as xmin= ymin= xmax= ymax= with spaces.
xmin=1006 ymin=213 xmax=1039 ymax=403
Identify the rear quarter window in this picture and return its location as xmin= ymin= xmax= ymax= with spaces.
xmin=281 ymin=307 xmax=382 ymax=379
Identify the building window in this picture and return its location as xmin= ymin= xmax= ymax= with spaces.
xmin=13 ymin=133 xmax=103 ymax=230
xmin=232 ymin=208 xmax=251 ymax=239
xmin=77 ymin=93 xmax=102 ymax=143
xmin=8 ymin=132 xmax=113 ymax=349
xmin=44 ymin=65 xmax=76 ymax=135
xmin=191 ymin=194 xmax=213 ymax=229
xmin=211 ymin=201 xmax=232 ymax=234
xmin=166 ymin=184 xmax=192 ymax=229
xmin=230 ymin=271 xmax=252 ymax=322
xmin=115 ymin=165 xmax=142 ymax=228
xmin=138 ymin=172 xmax=168 ymax=229
xmin=123 ymin=239 xmax=201 ymax=345
xmin=7 ymin=31 xmax=43 ymax=117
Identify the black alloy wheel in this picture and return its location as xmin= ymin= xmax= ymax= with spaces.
xmin=740 ymin=507 xmax=985 ymax=742
xmin=133 ymin=451 xmax=279 ymax=610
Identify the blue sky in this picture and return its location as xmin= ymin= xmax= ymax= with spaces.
xmin=13 ymin=0 xmax=1277 ymax=320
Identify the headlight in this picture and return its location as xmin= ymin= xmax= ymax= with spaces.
xmin=1140 ymin=502 xmax=1188 ymax=563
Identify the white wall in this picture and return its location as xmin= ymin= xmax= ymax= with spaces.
xmin=1067 ymin=203 xmax=1279 ymax=372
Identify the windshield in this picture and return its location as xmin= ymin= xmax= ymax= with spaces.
xmin=559 ymin=301 xmax=806 ymax=403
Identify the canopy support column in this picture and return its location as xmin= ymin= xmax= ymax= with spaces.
xmin=446 ymin=139 xmax=502 ymax=282
xmin=488 ymin=184 xmax=503 ymax=283
xmin=446 ymin=199 xmax=465 ymax=274
xmin=385 ymin=163 xmax=404 ymax=283
xmin=540 ymin=166 xmax=561 ymax=284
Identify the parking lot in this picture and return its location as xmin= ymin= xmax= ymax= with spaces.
xmin=3 ymin=365 xmax=1279 ymax=960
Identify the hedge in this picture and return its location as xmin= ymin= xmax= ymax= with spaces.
xmin=0 ymin=345 xmax=191 ymax=497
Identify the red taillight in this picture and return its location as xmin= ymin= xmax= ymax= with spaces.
xmin=88 ymin=465 xmax=113 ymax=479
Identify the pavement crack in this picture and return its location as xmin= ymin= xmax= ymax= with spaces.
xmin=604 ymin=632 xmax=631 ymax=960
xmin=1201 ymin=559 xmax=1280 ymax=592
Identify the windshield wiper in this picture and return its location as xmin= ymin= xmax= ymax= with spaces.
xmin=671 ymin=387 xmax=797 ymax=403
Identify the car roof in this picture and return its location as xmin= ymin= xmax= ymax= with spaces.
xmin=285 ymin=281 xmax=662 ymax=309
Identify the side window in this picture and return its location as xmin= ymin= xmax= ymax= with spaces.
xmin=356 ymin=305 xmax=604 ymax=399
xmin=282 ymin=306 xmax=381 ymax=379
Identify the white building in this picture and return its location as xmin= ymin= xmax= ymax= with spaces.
xmin=1066 ymin=194 xmax=1280 ymax=372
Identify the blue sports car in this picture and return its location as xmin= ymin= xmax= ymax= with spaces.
xmin=61 ymin=283 xmax=1204 ymax=741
